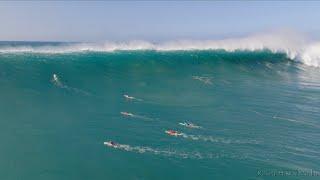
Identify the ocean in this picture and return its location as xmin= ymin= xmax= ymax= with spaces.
xmin=0 ymin=41 xmax=319 ymax=180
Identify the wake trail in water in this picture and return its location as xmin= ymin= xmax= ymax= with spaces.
xmin=104 ymin=141 xmax=245 ymax=159
xmin=178 ymin=133 xmax=260 ymax=145
xmin=273 ymin=115 xmax=320 ymax=128
xmin=51 ymin=73 xmax=91 ymax=96
xmin=249 ymin=109 xmax=320 ymax=128
xmin=120 ymin=112 xmax=154 ymax=121
xmin=273 ymin=115 xmax=301 ymax=123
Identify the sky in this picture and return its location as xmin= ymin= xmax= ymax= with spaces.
xmin=0 ymin=1 xmax=320 ymax=42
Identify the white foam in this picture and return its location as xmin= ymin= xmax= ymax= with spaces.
xmin=1 ymin=31 xmax=320 ymax=67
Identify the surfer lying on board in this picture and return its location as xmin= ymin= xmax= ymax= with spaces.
xmin=121 ymin=112 xmax=134 ymax=117
xmin=124 ymin=94 xmax=134 ymax=100
xmin=179 ymin=122 xmax=202 ymax=129
xmin=192 ymin=76 xmax=212 ymax=85
xmin=165 ymin=130 xmax=183 ymax=136
xmin=52 ymin=73 xmax=63 ymax=87
xmin=123 ymin=94 xmax=143 ymax=101
xmin=104 ymin=141 xmax=119 ymax=148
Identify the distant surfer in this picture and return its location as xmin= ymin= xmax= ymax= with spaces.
xmin=52 ymin=73 xmax=63 ymax=86
xmin=53 ymin=74 xmax=58 ymax=81
xmin=104 ymin=141 xmax=119 ymax=148
xmin=123 ymin=94 xmax=142 ymax=101
xmin=124 ymin=94 xmax=135 ymax=100
xmin=121 ymin=111 xmax=134 ymax=117
xmin=179 ymin=122 xmax=202 ymax=129
xmin=165 ymin=130 xmax=183 ymax=136
xmin=192 ymin=76 xmax=212 ymax=85
xmin=51 ymin=73 xmax=91 ymax=96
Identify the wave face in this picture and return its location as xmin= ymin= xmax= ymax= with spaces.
xmin=1 ymin=32 xmax=320 ymax=67
xmin=0 ymin=39 xmax=320 ymax=180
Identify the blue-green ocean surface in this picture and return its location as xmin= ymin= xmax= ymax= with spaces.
xmin=0 ymin=45 xmax=320 ymax=179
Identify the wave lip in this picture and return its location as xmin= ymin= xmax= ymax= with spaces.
xmin=0 ymin=31 xmax=320 ymax=67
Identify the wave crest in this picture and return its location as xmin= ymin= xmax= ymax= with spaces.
xmin=1 ymin=31 xmax=320 ymax=67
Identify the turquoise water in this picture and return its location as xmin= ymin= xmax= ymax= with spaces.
xmin=0 ymin=48 xmax=320 ymax=179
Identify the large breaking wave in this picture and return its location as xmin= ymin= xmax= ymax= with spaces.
xmin=0 ymin=31 xmax=320 ymax=67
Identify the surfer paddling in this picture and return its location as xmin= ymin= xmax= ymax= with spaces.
xmin=121 ymin=111 xmax=134 ymax=117
xmin=123 ymin=94 xmax=142 ymax=101
xmin=52 ymin=73 xmax=63 ymax=86
xmin=124 ymin=94 xmax=134 ymax=100
xmin=104 ymin=141 xmax=119 ymax=148
xmin=192 ymin=76 xmax=212 ymax=85
xmin=179 ymin=122 xmax=202 ymax=129
xmin=165 ymin=130 xmax=183 ymax=136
